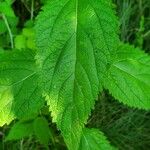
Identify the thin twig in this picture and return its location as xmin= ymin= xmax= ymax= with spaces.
xmin=20 ymin=139 xmax=24 ymax=150
xmin=2 ymin=14 xmax=14 ymax=49
xmin=21 ymin=0 xmax=31 ymax=13
xmin=31 ymin=0 xmax=34 ymax=20
xmin=143 ymin=30 xmax=150 ymax=38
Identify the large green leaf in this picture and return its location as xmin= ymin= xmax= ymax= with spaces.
xmin=104 ymin=43 xmax=150 ymax=109
xmin=0 ymin=50 xmax=43 ymax=126
xmin=35 ymin=0 xmax=118 ymax=149
xmin=79 ymin=128 xmax=117 ymax=150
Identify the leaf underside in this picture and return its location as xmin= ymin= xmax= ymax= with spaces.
xmin=35 ymin=0 xmax=118 ymax=149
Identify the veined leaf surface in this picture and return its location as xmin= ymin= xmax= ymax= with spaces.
xmin=0 ymin=50 xmax=43 ymax=126
xmin=79 ymin=128 xmax=117 ymax=150
xmin=35 ymin=0 xmax=119 ymax=149
xmin=104 ymin=43 xmax=150 ymax=109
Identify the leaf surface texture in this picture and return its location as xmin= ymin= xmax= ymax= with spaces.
xmin=0 ymin=50 xmax=43 ymax=126
xmin=35 ymin=0 xmax=118 ymax=149
xmin=104 ymin=43 xmax=150 ymax=109
xmin=79 ymin=128 xmax=117 ymax=150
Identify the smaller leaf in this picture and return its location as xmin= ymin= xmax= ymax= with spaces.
xmin=14 ymin=35 xmax=26 ymax=50
xmin=79 ymin=128 xmax=117 ymax=150
xmin=0 ymin=2 xmax=15 ymax=17
xmin=33 ymin=117 xmax=53 ymax=147
xmin=104 ymin=43 xmax=150 ymax=109
xmin=23 ymin=28 xmax=35 ymax=38
xmin=5 ymin=121 xmax=34 ymax=141
xmin=26 ymin=37 xmax=36 ymax=50
xmin=0 ymin=49 xmax=43 ymax=126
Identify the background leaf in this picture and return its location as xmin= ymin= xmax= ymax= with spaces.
xmin=79 ymin=128 xmax=117 ymax=150
xmin=5 ymin=120 xmax=34 ymax=141
xmin=104 ymin=43 xmax=150 ymax=109
xmin=0 ymin=49 xmax=43 ymax=126
xmin=33 ymin=117 xmax=53 ymax=147
xmin=0 ymin=2 xmax=15 ymax=17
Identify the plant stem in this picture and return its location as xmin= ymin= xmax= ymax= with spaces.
xmin=2 ymin=14 xmax=14 ymax=49
xmin=21 ymin=0 xmax=31 ymax=12
xmin=143 ymin=30 xmax=150 ymax=38
xmin=20 ymin=139 xmax=24 ymax=150
xmin=31 ymin=0 xmax=34 ymax=20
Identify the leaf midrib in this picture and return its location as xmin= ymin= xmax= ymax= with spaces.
xmin=0 ymin=72 xmax=36 ymax=87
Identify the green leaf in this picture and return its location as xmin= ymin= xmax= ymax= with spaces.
xmin=14 ymin=35 xmax=26 ymax=50
xmin=35 ymin=0 xmax=118 ymax=149
xmin=0 ymin=20 xmax=7 ymax=34
xmin=33 ymin=117 xmax=53 ymax=147
xmin=5 ymin=120 xmax=34 ymax=141
xmin=5 ymin=0 xmax=13 ymax=5
xmin=104 ymin=43 xmax=150 ymax=110
xmin=0 ymin=49 xmax=43 ymax=126
xmin=79 ymin=128 xmax=117 ymax=150
xmin=26 ymin=37 xmax=36 ymax=50
xmin=23 ymin=28 xmax=35 ymax=38
xmin=0 ymin=2 xmax=15 ymax=17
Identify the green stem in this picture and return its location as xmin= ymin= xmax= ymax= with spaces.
xmin=20 ymin=139 xmax=24 ymax=150
xmin=2 ymin=14 xmax=14 ymax=49
xmin=31 ymin=0 xmax=34 ymax=20
xmin=143 ymin=30 xmax=150 ymax=38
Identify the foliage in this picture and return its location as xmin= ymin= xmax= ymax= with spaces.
xmin=0 ymin=0 xmax=149 ymax=149
xmin=104 ymin=43 xmax=150 ymax=109
xmin=6 ymin=117 xmax=53 ymax=148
